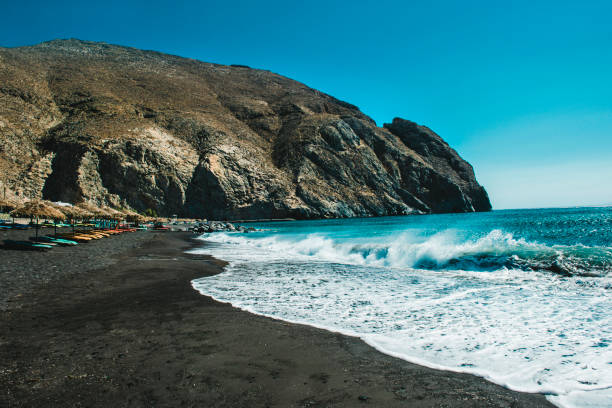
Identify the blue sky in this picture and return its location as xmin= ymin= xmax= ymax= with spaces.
xmin=2 ymin=0 xmax=611 ymax=209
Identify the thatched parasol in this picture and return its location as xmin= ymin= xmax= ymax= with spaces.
xmin=11 ymin=200 xmax=66 ymax=239
xmin=79 ymin=208 xmax=94 ymax=223
xmin=101 ymin=206 xmax=124 ymax=220
xmin=53 ymin=204 xmax=92 ymax=233
xmin=46 ymin=202 xmax=69 ymax=235
xmin=99 ymin=206 xmax=124 ymax=229
xmin=1 ymin=197 xmax=25 ymax=224
xmin=11 ymin=200 xmax=65 ymax=219
xmin=77 ymin=202 xmax=110 ymax=219
xmin=54 ymin=204 xmax=82 ymax=220
xmin=121 ymin=209 xmax=144 ymax=224
xmin=1 ymin=199 xmax=20 ymax=224
xmin=0 ymin=198 xmax=18 ymax=213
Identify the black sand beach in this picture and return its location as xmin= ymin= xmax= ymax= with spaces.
xmin=1 ymin=230 xmax=554 ymax=407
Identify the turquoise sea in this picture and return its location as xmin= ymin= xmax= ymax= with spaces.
xmin=191 ymin=207 xmax=612 ymax=407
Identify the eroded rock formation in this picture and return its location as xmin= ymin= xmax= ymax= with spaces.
xmin=0 ymin=39 xmax=491 ymax=219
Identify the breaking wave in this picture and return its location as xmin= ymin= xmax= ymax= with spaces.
xmin=203 ymin=229 xmax=612 ymax=277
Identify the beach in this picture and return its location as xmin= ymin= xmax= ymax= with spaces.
xmin=0 ymin=229 xmax=554 ymax=407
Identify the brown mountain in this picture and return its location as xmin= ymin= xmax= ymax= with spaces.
xmin=0 ymin=39 xmax=491 ymax=219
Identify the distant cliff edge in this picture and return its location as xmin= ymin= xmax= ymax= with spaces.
xmin=0 ymin=39 xmax=491 ymax=219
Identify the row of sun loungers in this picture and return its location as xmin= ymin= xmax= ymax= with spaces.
xmin=2 ymin=227 xmax=139 ymax=251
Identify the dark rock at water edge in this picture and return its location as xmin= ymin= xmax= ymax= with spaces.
xmin=0 ymin=39 xmax=491 ymax=219
xmin=190 ymin=221 xmax=256 ymax=234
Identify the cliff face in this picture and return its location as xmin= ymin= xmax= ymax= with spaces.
xmin=0 ymin=39 xmax=491 ymax=219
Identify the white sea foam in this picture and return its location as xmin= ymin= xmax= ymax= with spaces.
xmin=200 ymin=229 xmax=611 ymax=275
xmin=199 ymin=229 xmax=519 ymax=265
xmin=191 ymin=229 xmax=612 ymax=408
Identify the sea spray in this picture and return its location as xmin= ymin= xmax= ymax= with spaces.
xmin=202 ymin=227 xmax=611 ymax=276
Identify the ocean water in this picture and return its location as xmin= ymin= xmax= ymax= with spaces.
xmin=190 ymin=207 xmax=612 ymax=407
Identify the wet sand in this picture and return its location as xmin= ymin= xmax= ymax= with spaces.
xmin=0 ymin=231 xmax=554 ymax=407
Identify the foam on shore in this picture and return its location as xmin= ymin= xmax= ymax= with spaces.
xmin=191 ymin=209 xmax=612 ymax=407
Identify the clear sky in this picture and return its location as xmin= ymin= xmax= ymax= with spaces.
xmin=2 ymin=0 xmax=611 ymax=209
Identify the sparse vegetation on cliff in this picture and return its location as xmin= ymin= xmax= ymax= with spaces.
xmin=0 ymin=39 xmax=490 ymax=219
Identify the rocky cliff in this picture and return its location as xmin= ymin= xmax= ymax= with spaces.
xmin=0 ymin=39 xmax=491 ymax=219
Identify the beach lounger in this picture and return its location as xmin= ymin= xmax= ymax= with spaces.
xmin=28 ymin=238 xmax=59 ymax=246
xmin=55 ymin=234 xmax=93 ymax=242
xmin=32 ymin=236 xmax=78 ymax=246
xmin=3 ymin=240 xmax=53 ymax=251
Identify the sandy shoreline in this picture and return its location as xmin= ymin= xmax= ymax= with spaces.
xmin=0 ymin=230 xmax=554 ymax=407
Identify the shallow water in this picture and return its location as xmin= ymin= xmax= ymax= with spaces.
xmin=191 ymin=207 xmax=612 ymax=407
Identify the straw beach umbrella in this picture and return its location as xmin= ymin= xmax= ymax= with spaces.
xmin=0 ymin=198 xmax=19 ymax=224
xmin=76 ymin=201 xmax=107 ymax=217
xmin=54 ymin=204 xmax=91 ymax=233
xmin=103 ymin=206 xmax=124 ymax=219
xmin=0 ymin=198 xmax=18 ymax=214
xmin=121 ymin=209 xmax=144 ymax=225
xmin=46 ymin=202 xmax=69 ymax=235
xmin=10 ymin=200 xmax=65 ymax=239
xmin=100 ymin=206 xmax=124 ymax=229
xmin=0 ymin=197 xmax=25 ymax=223
xmin=76 ymin=202 xmax=109 ymax=227
xmin=55 ymin=204 xmax=81 ymax=220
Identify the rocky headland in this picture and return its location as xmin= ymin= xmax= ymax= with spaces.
xmin=0 ymin=39 xmax=491 ymax=219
